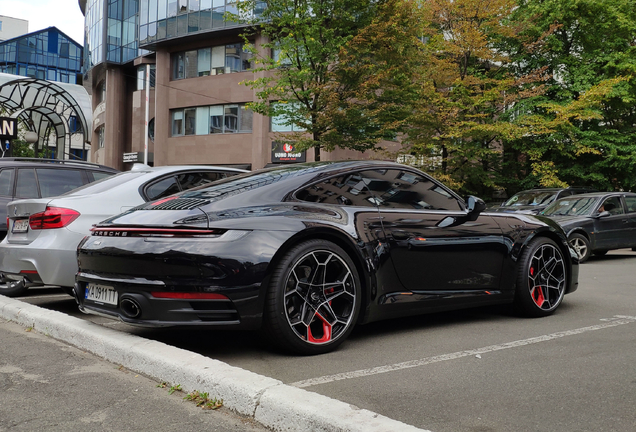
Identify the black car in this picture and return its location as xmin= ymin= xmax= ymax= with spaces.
xmin=492 ymin=187 xmax=597 ymax=215
xmin=0 ymin=158 xmax=119 ymax=239
xmin=74 ymin=161 xmax=579 ymax=354
xmin=541 ymin=192 xmax=636 ymax=263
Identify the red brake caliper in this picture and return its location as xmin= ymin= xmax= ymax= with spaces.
xmin=307 ymin=312 xmax=332 ymax=343
xmin=532 ymin=286 xmax=545 ymax=307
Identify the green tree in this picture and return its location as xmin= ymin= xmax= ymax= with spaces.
xmin=236 ymin=0 xmax=425 ymax=160
xmin=504 ymin=0 xmax=636 ymax=192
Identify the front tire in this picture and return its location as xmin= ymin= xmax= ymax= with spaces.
xmin=264 ymin=240 xmax=361 ymax=355
xmin=514 ymin=237 xmax=567 ymax=318
xmin=569 ymin=233 xmax=591 ymax=263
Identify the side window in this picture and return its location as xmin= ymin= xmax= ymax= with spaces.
xmin=599 ymin=196 xmax=624 ymax=215
xmin=16 ymin=168 xmax=39 ymax=198
xmin=362 ymin=169 xmax=463 ymax=211
xmin=295 ymin=171 xmax=378 ymax=207
xmin=90 ymin=171 xmax=114 ymax=182
xmin=145 ymin=176 xmax=180 ymax=200
xmin=36 ymin=168 xmax=85 ymax=197
xmin=176 ymin=171 xmax=230 ymax=191
xmin=0 ymin=168 xmax=15 ymax=197
xmin=623 ymin=196 xmax=636 ymax=213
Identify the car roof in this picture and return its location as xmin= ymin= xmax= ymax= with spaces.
xmin=0 ymin=157 xmax=118 ymax=171
xmin=560 ymin=191 xmax=636 ymax=199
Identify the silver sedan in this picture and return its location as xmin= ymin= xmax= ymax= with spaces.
xmin=0 ymin=164 xmax=246 ymax=297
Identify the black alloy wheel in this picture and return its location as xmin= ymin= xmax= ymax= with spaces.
xmin=569 ymin=233 xmax=591 ymax=263
xmin=514 ymin=237 xmax=567 ymax=318
xmin=264 ymin=239 xmax=361 ymax=355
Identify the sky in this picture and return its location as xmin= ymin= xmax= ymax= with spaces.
xmin=0 ymin=0 xmax=85 ymax=44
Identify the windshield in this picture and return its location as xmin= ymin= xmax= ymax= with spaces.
xmin=504 ymin=190 xmax=557 ymax=207
xmin=542 ymin=197 xmax=599 ymax=216
xmin=61 ymin=171 xmax=147 ymax=196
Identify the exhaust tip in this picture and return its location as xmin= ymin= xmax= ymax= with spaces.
xmin=120 ymin=298 xmax=142 ymax=319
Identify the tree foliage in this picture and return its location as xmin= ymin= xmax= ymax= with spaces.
xmin=236 ymin=0 xmax=425 ymax=159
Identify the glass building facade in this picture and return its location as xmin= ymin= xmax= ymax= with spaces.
xmin=0 ymin=28 xmax=82 ymax=83
xmin=83 ymin=0 xmax=265 ymax=70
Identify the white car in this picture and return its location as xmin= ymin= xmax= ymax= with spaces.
xmin=0 ymin=164 xmax=247 ymax=297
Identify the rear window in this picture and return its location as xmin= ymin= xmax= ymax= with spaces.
xmin=91 ymin=171 xmax=115 ymax=182
xmin=62 ymin=171 xmax=147 ymax=196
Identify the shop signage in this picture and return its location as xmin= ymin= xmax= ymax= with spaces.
xmin=271 ymin=141 xmax=306 ymax=163
xmin=0 ymin=117 xmax=18 ymax=139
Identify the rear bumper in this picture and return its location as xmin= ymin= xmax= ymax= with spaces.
xmin=0 ymin=229 xmax=83 ymax=287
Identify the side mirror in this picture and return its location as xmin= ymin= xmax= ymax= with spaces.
xmin=467 ymin=196 xmax=486 ymax=213
xmin=595 ymin=210 xmax=611 ymax=218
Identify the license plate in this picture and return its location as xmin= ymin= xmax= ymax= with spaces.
xmin=85 ymin=283 xmax=118 ymax=306
xmin=12 ymin=219 xmax=29 ymax=233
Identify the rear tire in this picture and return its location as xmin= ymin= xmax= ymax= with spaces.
xmin=569 ymin=233 xmax=591 ymax=263
xmin=263 ymin=239 xmax=361 ymax=355
xmin=514 ymin=237 xmax=567 ymax=318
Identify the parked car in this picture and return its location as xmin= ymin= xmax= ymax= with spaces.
xmin=0 ymin=157 xmax=119 ymax=240
xmin=540 ymin=192 xmax=636 ymax=263
xmin=492 ymin=187 xmax=597 ymax=215
xmin=73 ymin=161 xmax=578 ymax=355
xmin=0 ymin=164 xmax=247 ymax=297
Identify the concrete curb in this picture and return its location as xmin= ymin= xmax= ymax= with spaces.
xmin=0 ymin=296 xmax=428 ymax=432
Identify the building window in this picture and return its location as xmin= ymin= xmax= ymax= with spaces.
xmin=171 ymin=42 xmax=252 ymax=80
xmin=271 ymin=103 xmax=307 ymax=132
xmin=137 ymin=65 xmax=156 ymax=90
xmin=171 ymin=104 xmax=253 ymax=136
xmin=96 ymin=80 xmax=106 ymax=104
xmin=97 ymin=126 xmax=105 ymax=148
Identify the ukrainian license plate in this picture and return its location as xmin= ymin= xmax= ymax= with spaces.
xmin=85 ymin=283 xmax=118 ymax=306
xmin=12 ymin=219 xmax=29 ymax=233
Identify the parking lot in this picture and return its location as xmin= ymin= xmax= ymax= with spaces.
xmin=14 ymin=249 xmax=636 ymax=432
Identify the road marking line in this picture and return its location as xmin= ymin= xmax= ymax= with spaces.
xmin=290 ymin=316 xmax=636 ymax=388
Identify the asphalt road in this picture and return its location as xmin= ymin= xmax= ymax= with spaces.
xmin=14 ymin=248 xmax=636 ymax=432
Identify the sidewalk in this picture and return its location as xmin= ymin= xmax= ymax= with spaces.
xmin=0 ymin=317 xmax=267 ymax=432
xmin=0 ymin=295 xmax=427 ymax=432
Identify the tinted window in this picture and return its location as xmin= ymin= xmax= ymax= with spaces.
xmin=146 ymin=176 xmax=180 ymax=200
xmin=296 ymin=171 xmax=378 ymax=207
xmin=625 ymin=196 xmax=636 ymax=213
xmin=16 ymin=168 xmax=39 ymax=198
xmin=364 ymin=169 xmax=462 ymax=210
xmin=91 ymin=171 xmax=114 ymax=182
xmin=177 ymin=171 xmax=234 ymax=191
xmin=0 ymin=168 xmax=14 ymax=197
xmin=36 ymin=168 xmax=85 ymax=197
xmin=543 ymin=197 xmax=598 ymax=216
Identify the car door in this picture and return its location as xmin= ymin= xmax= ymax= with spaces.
xmin=593 ymin=195 xmax=630 ymax=250
xmin=364 ymin=169 xmax=507 ymax=304
xmin=620 ymin=195 xmax=636 ymax=247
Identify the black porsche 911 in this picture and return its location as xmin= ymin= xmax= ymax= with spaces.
xmin=74 ymin=161 xmax=579 ymax=354
xmin=540 ymin=192 xmax=636 ymax=263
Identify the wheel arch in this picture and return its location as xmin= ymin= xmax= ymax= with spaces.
xmin=519 ymin=228 xmax=576 ymax=289
xmin=263 ymin=227 xmax=372 ymax=324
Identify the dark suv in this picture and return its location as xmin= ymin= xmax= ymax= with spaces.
xmin=491 ymin=187 xmax=597 ymax=215
xmin=0 ymin=158 xmax=119 ymax=239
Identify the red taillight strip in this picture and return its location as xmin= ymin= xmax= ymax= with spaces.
xmin=20 ymin=270 xmax=38 ymax=274
xmin=150 ymin=292 xmax=229 ymax=300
